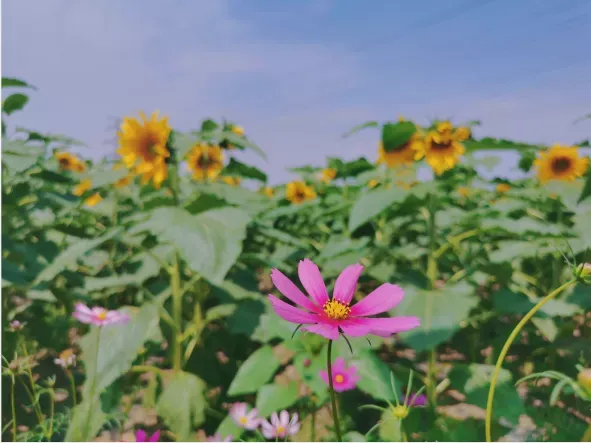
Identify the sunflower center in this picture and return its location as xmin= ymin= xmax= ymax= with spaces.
xmin=431 ymin=141 xmax=452 ymax=151
xmin=197 ymin=154 xmax=214 ymax=168
xmin=335 ymin=374 xmax=345 ymax=383
xmin=323 ymin=299 xmax=350 ymax=320
xmin=59 ymin=158 xmax=72 ymax=167
xmin=551 ymin=156 xmax=572 ymax=173
xmin=140 ymin=133 xmax=161 ymax=161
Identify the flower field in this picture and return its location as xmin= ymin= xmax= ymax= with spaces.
xmin=2 ymin=77 xmax=591 ymax=442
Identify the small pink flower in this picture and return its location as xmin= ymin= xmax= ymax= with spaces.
xmin=268 ymin=259 xmax=420 ymax=340
xmin=135 ymin=429 xmax=160 ymax=442
xmin=261 ymin=411 xmax=300 ymax=439
xmin=229 ymin=402 xmax=260 ymax=430
xmin=72 ymin=303 xmax=129 ymax=326
xmin=403 ymin=392 xmax=427 ymax=407
xmin=319 ymin=357 xmax=359 ymax=392
xmin=206 ymin=433 xmax=233 ymax=442
xmin=9 ymin=320 xmax=24 ymax=332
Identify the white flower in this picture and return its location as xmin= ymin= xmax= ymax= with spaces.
xmin=261 ymin=411 xmax=300 ymax=439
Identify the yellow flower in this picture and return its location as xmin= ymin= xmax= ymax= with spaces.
xmin=457 ymin=186 xmax=471 ymax=197
xmin=187 ymin=143 xmax=225 ymax=181
xmin=377 ymin=133 xmax=422 ymax=168
xmin=496 ymin=183 xmax=511 ymax=193
xmin=413 ymin=121 xmax=469 ymax=175
xmin=260 ymin=186 xmax=274 ymax=197
xmin=115 ymin=174 xmax=133 ymax=188
xmin=221 ymin=176 xmax=241 ymax=186
xmin=84 ymin=193 xmax=103 ymax=207
xmin=117 ymin=111 xmax=171 ymax=189
xmin=534 ymin=144 xmax=589 ymax=183
xmin=231 ymin=125 xmax=244 ymax=136
xmin=55 ymin=152 xmax=86 ymax=172
xmin=367 ymin=179 xmax=380 ymax=189
xmin=320 ymin=168 xmax=337 ymax=184
xmin=398 ymin=115 xmax=406 ymax=122
xmin=72 ymin=179 xmax=92 ymax=196
xmin=286 ymin=181 xmax=316 ymax=204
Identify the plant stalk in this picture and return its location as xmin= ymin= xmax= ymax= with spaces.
xmin=485 ymin=279 xmax=577 ymax=442
xmin=11 ymin=377 xmax=17 ymax=442
xmin=327 ymin=340 xmax=342 ymax=442
xmin=171 ymin=252 xmax=183 ymax=373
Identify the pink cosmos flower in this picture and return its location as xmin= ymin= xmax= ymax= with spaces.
xmin=261 ymin=411 xmax=300 ymax=439
xmin=72 ymin=303 xmax=130 ymax=326
xmin=9 ymin=320 xmax=24 ymax=332
xmin=229 ymin=402 xmax=260 ymax=430
xmin=319 ymin=357 xmax=360 ymax=392
xmin=135 ymin=429 xmax=160 ymax=442
xmin=206 ymin=433 xmax=233 ymax=442
xmin=403 ymin=392 xmax=427 ymax=407
xmin=268 ymin=259 xmax=420 ymax=340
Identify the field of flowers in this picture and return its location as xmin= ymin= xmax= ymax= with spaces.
xmin=2 ymin=77 xmax=591 ymax=442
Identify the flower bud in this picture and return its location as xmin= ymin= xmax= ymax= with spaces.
xmin=575 ymin=263 xmax=591 ymax=283
xmin=578 ymin=368 xmax=591 ymax=394
xmin=391 ymin=404 xmax=409 ymax=419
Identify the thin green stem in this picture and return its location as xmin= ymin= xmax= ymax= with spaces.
xmin=327 ymin=340 xmax=342 ymax=442
xmin=84 ymin=327 xmax=102 ymax=440
xmin=485 ymin=279 xmax=577 ymax=442
xmin=46 ymin=389 xmax=55 ymax=439
xmin=11 ymin=377 xmax=17 ymax=442
xmin=20 ymin=342 xmax=43 ymax=425
xmin=66 ymin=370 xmax=77 ymax=406
xmin=426 ymin=195 xmax=438 ymax=410
xmin=171 ymin=253 xmax=183 ymax=373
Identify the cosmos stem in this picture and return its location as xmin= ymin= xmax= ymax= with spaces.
xmin=485 ymin=279 xmax=577 ymax=442
xmin=327 ymin=340 xmax=343 ymax=442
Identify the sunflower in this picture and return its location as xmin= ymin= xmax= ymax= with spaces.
xmin=457 ymin=186 xmax=471 ymax=197
xmin=187 ymin=143 xmax=225 ymax=181
xmin=231 ymin=125 xmax=244 ymax=136
xmin=367 ymin=179 xmax=380 ymax=189
xmin=496 ymin=183 xmax=511 ymax=193
xmin=115 ymin=174 xmax=133 ymax=188
xmin=117 ymin=111 xmax=171 ymax=189
xmin=286 ymin=181 xmax=316 ymax=204
xmin=55 ymin=152 xmax=86 ymax=172
xmin=72 ymin=178 xmax=92 ymax=196
xmin=221 ymin=176 xmax=241 ymax=186
xmin=260 ymin=186 xmax=274 ymax=197
xmin=534 ymin=144 xmax=589 ymax=183
xmin=84 ymin=193 xmax=103 ymax=207
xmin=320 ymin=168 xmax=337 ymax=184
xmin=413 ymin=121 xmax=469 ymax=175
xmin=377 ymin=132 xmax=423 ymax=168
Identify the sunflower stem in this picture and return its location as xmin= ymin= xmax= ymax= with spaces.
xmin=485 ymin=279 xmax=577 ymax=442
xmin=171 ymin=252 xmax=183 ymax=373
xmin=327 ymin=340 xmax=343 ymax=442
xmin=84 ymin=326 xmax=102 ymax=440
xmin=426 ymin=194 xmax=439 ymax=412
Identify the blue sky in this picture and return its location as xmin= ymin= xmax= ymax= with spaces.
xmin=3 ymin=0 xmax=591 ymax=184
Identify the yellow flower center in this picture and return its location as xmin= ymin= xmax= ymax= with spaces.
xmin=335 ymin=374 xmax=344 ymax=383
xmin=97 ymin=311 xmax=108 ymax=321
xmin=551 ymin=156 xmax=572 ymax=173
xmin=431 ymin=140 xmax=453 ymax=152
xmin=239 ymin=416 xmax=247 ymax=425
xmin=392 ymin=405 xmax=409 ymax=419
xmin=139 ymin=135 xmax=161 ymax=161
xmin=323 ymin=299 xmax=350 ymax=320
xmin=277 ymin=426 xmax=286 ymax=435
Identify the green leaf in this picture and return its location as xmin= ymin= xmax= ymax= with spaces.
xmin=2 ymin=93 xmax=29 ymax=115
xmin=378 ymin=409 xmax=402 ymax=442
xmin=464 ymin=137 xmax=539 ymax=152
xmin=201 ymin=118 xmax=219 ymax=132
xmin=578 ymin=166 xmax=591 ymax=204
xmin=223 ymin=158 xmax=267 ymax=182
xmin=64 ymin=398 xmax=106 ymax=442
xmin=381 ymin=121 xmax=416 ymax=152
xmin=156 ymin=371 xmax=206 ymax=441
xmin=396 ymin=282 xmax=478 ymax=352
xmin=79 ymin=301 xmax=161 ymax=397
xmin=222 ymin=131 xmax=267 ymax=161
xmin=448 ymin=363 xmax=524 ymax=425
xmin=132 ymin=207 xmax=250 ymax=284
xmin=327 ymin=157 xmax=374 ymax=178
xmin=81 ymin=166 xmax=128 ymax=188
xmin=2 ymin=77 xmax=36 ymax=89
xmin=215 ymin=415 xmax=243 ymax=441
xmin=34 ymin=229 xmax=122 ymax=284
xmin=342 ymin=121 xmax=379 ymax=138
xmin=255 ymin=383 xmax=300 ymax=417
xmin=348 ymin=188 xmax=408 ymax=232
xmin=353 ymin=349 xmax=401 ymax=401
xmin=227 ymin=345 xmax=280 ymax=396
